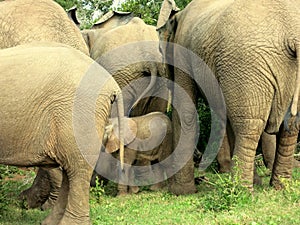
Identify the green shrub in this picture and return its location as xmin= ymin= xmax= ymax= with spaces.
xmin=202 ymin=157 xmax=252 ymax=211
xmin=90 ymin=176 xmax=106 ymax=203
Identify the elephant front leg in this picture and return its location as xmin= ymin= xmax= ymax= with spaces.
xmin=270 ymin=117 xmax=299 ymax=190
xmin=19 ymin=167 xmax=51 ymax=209
xmin=42 ymin=167 xmax=63 ymax=211
xmin=169 ymin=74 xmax=198 ymax=195
xmin=217 ymin=132 xmax=232 ymax=173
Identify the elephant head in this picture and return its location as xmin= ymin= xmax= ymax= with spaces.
xmin=104 ymin=117 xmax=137 ymax=154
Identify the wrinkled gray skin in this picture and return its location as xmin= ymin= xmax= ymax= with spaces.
xmin=19 ymin=167 xmax=62 ymax=211
xmin=217 ymin=131 xmax=300 ymax=173
xmin=157 ymin=0 xmax=300 ymax=194
xmin=0 ymin=43 xmax=124 ymax=225
xmin=23 ymin=12 xmax=170 ymax=208
xmin=104 ymin=112 xmax=172 ymax=195
xmin=0 ymin=0 xmax=90 ymax=211
xmin=81 ymin=14 xmax=168 ymax=116
xmin=0 ymin=0 xmax=88 ymax=55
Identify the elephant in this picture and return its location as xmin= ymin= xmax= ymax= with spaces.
xmin=157 ymin=0 xmax=300 ymax=193
xmin=0 ymin=0 xmax=89 ymax=55
xmin=103 ymin=112 xmax=172 ymax=195
xmin=20 ymin=11 xmax=170 ymax=209
xmin=80 ymin=13 xmax=169 ymax=116
xmin=0 ymin=43 xmax=125 ymax=225
xmin=1 ymin=0 xmax=91 ymax=211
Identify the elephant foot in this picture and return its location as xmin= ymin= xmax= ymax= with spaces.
xmin=168 ymin=181 xmax=197 ymax=195
xmin=218 ymin=161 xmax=232 ymax=173
xmin=19 ymin=188 xmax=48 ymax=210
xmin=150 ymin=182 xmax=166 ymax=191
xmin=294 ymin=159 xmax=300 ymax=168
xmin=270 ymin=176 xmax=292 ymax=190
xmin=41 ymin=213 xmax=62 ymax=225
xmin=58 ymin=215 xmax=91 ymax=225
xmin=41 ymin=198 xmax=56 ymax=211
xmin=253 ymin=175 xmax=262 ymax=186
xmin=117 ymin=190 xmax=129 ymax=196
xmin=129 ymin=186 xmax=139 ymax=194
xmin=253 ymin=170 xmax=262 ymax=186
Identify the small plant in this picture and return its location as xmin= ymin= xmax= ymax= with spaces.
xmin=90 ymin=176 xmax=105 ymax=203
xmin=202 ymin=157 xmax=252 ymax=211
xmin=280 ymin=178 xmax=300 ymax=203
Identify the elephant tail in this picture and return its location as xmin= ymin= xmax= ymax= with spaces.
xmin=291 ymin=44 xmax=300 ymax=116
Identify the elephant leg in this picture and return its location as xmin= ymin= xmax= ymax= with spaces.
xmin=41 ymin=170 xmax=69 ymax=225
xmin=149 ymin=163 xmax=166 ymax=191
xmin=270 ymin=117 xmax=299 ymax=189
xmin=41 ymin=167 xmax=63 ymax=211
xmin=128 ymin=158 xmax=151 ymax=194
xmin=261 ymin=132 xmax=276 ymax=170
xmin=19 ymin=167 xmax=51 ymax=209
xmin=217 ymin=132 xmax=232 ymax=173
xmin=232 ymin=119 xmax=265 ymax=190
xmin=169 ymin=71 xmax=198 ymax=195
xmin=58 ymin=164 xmax=93 ymax=225
xmin=217 ymin=122 xmax=235 ymax=173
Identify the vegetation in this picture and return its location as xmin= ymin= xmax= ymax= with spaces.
xmin=53 ymin=0 xmax=192 ymax=27
xmin=1 ymin=1 xmax=300 ymax=224
xmin=0 ymin=165 xmax=300 ymax=224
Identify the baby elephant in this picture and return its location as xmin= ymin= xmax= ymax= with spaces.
xmin=105 ymin=112 xmax=172 ymax=195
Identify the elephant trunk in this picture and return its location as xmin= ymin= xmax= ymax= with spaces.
xmin=116 ymin=92 xmax=125 ymax=171
xmin=130 ymin=65 xmax=158 ymax=112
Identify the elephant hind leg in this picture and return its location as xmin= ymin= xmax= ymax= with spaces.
xmin=271 ymin=118 xmax=298 ymax=189
xmin=232 ymin=119 xmax=265 ymax=190
xmin=41 ymin=170 xmax=68 ymax=225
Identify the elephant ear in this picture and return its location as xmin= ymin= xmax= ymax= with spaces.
xmin=81 ymin=30 xmax=97 ymax=53
xmin=157 ymin=0 xmax=180 ymax=30
xmin=67 ymin=6 xmax=80 ymax=26
xmin=105 ymin=117 xmax=137 ymax=153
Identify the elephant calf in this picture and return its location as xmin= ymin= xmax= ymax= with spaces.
xmin=104 ymin=112 xmax=172 ymax=195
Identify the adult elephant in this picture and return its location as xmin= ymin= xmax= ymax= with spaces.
xmin=0 ymin=0 xmax=88 ymax=55
xmin=0 ymin=43 xmax=125 ymax=225
xmin=1 ymin=0 xmax=89 ymax=210
xmin=157 ymin=0 xmax=300 ymax=194
xmin=81 ymin=13 xmax=169 ymax=116
xmin=20 ymin=11 xmax=170 ymax=208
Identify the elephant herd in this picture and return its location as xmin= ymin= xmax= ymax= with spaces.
xmin=1 ymin=0 xmax=300 ymax=224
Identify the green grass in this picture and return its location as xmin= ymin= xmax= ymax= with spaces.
xmin=0 ymin=165 xmax=299 ymax=225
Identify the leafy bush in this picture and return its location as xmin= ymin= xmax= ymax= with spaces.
xmin=117 ymin=0 xmax=163 ymax=25
xmin=202 ymin=157 xmax=252 ymax=211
